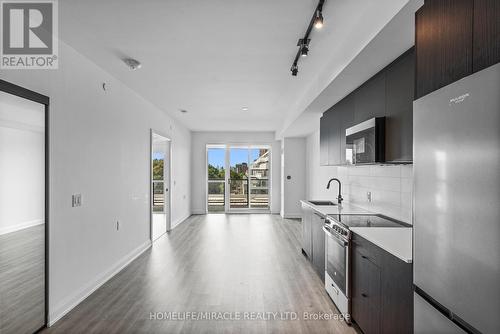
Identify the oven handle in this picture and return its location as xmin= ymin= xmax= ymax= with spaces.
xmin=323 ymin=226 xmax=348 ymax=246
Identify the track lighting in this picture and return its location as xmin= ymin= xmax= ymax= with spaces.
xmin=290 ymin=0 xmax=326 ymax=76
xmin=314 ymin=10 xmax=324 ymax=29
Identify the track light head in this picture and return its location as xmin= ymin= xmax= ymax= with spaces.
xmin=298 ymin=39 xmax=310 ymax=57
xmin=301 ymin=45 xmax=309 ymax=57
xmin=291 ymin=64 xmax=298 ymax=76
xmin=314 ymin=10 xmax=324 ymax=29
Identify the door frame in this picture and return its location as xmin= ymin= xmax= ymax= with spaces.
xmin=150 ymin=129 xmax=172 ymax=241
xmin=205 ymin=144 xmax=272 ymax=214
xmin=0 ymin=80 xmax=50 ymax=330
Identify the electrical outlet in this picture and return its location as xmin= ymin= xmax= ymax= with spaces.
xmin=367 ymin=191 xmax=372 ymax=202
xmin=72 ymin=194 xmax=82 ymax=207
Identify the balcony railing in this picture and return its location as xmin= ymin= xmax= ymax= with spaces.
xmin=208 ymin=178 xmax=269 ymax=211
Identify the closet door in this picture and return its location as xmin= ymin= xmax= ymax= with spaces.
xmin=0 ymin=83 xmax=47 ymax=334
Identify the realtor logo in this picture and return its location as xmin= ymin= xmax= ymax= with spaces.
xmin=1 ymin=0 xmax=58 ymax=69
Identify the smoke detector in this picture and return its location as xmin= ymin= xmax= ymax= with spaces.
xmin=123 ymin=58 xmax=142 ymax=70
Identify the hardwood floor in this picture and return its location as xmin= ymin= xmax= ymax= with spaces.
xmin=0 ymin=225 xmax=45 ymax=334
xmin=43 ymin=214 xmax=357 ymax=334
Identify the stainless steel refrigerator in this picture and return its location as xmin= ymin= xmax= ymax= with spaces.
xmin=413 ymin=62 xmax=500 ymax=334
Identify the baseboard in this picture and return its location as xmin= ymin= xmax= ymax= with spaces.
xmin=170 ymin=213 xmax=192 ymax=230
xmin=48 ymin=240 xmax=151 ymax=326
xmin=283 ymin=213 xmax=301 ymax=219
xmin=0 ymin=219 xmax=44 ymax=236
xmin=191 ymin=209 xmax=206 ymax=215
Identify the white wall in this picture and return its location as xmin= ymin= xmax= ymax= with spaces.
xmin=281 ymin=137 xmax=306 ymax=218
xmin=0 ymin=41 xmax=191 ymax=324
xmin=191 ymin=131 xmax=281 ymax=214
xmin=0 ymin=93 xmax=45 ymax=234
xmin=306 ymin=130 xmax=412 ymax=224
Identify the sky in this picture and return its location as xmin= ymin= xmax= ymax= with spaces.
xmin=208 ymin=148 xmax=262 ymax=169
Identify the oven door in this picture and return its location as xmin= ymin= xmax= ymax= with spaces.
xmin=324 ymin=226 xmax=348 ymax=296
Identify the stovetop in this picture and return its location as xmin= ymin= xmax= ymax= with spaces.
xmin=327 ymin=214 xmax=410 ymax=229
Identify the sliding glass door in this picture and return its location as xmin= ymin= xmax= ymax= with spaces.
xmin=207 ymin=145 xmax=270 ymax=213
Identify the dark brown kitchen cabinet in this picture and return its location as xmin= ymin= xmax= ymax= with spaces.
xmin=473 ymin=0 xmax=500 ymax=73
xmin=301 ymin=203 xmax=313 ymax=258
xmin=352 ymin=249 xmax=382 ymax=334
xmin=351 ymin=233 xmax=413 ymax=334
xmin=415 ymin=0 xmax=500 ymax=99
xmin=319 ymin=113 xmax=330 ymax=166
xmin=415 ymin=0 xmax=474 ymax=100
xmin=311 ymin=212 xmax=326 ymax=281
xmin=385 ymin=48 xmax=415 ymax=163
xmin=337 ymin=95 xmax=355 ymax=164
xmin=301 ymin=205 xmax=326 ymax=282
xmin=354 ymin=72 xmax=386 ymax=124
xmin=326 ymin=106 xmax=342 ymax=166
xmin=319 ymin=49 xmax=414 ymax=165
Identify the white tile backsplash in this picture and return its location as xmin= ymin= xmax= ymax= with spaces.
xmin=338 ymin=165 xmax=413 ymax=224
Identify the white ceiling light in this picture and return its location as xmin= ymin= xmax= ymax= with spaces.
xmin=242 ymin=107 xmax=249 ymax=111
xmin=123 ymin=58 xmax=142 ymax=70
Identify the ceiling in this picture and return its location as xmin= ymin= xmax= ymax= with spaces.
xmin=280 ymin=0 xmax=423 ymax=138
xmin=59 ymin=0 xmax=410 ymax=132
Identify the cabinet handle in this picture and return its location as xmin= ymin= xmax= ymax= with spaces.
xmin=361 ymin=293 xmax=368 ymax=298
xmin=361 ymin=255 xmax=368 ymax=259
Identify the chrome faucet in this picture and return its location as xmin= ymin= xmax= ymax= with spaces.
xmin=327 ymin=178 xmax=343 ymax=204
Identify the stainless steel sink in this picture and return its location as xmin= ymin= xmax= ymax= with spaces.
xmin=308 ymin=200 xmax=337 ymax=206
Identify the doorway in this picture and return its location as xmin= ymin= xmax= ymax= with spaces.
xmin=150 ymin=131 xmax=171 ymax=242
xmin=0 ymin=80 xmax=49 ymax=333
xmin=206 ymin=145 xmax=270 ymax=213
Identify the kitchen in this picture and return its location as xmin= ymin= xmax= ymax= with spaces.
xmin=295 ymin=0 xmax=500 ymax=333
xmin=0 ymin=0 xmax=498 ymax=333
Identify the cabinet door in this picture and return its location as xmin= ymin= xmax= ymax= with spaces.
xmin=415 ymin=0 xmax=474 ymax=99
xmin=473 ymin=0 xmax=500 ymax=72
xmin=385 ymin=49 xmax=414 ymax=162
xmin=311 ymin=213 xmax=326 ymax=281
xmin=301 ymin=204 xmax=312 ymax=257
xmin=319 ymin=114 xmax=330 ymax=166
xmin=354 ymin=72 xmax=386 ymax=124
xmin=337 ymin=94 xmax=355 ymax=165
xmin=352 ymin=249 xmax=382 ymax=334
xmin=326 ymin=108 xmax=341 ymax=166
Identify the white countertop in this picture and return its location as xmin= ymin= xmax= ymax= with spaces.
xmin=300 ymin=200 xmax=412 ymax=263
xmin=350 ymin=227 xmax=413 ymax=263
xmin=300 ymin=200 xmax=372 ymax=216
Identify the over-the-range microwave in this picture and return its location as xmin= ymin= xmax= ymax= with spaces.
xmin=345 ymin=117 xmax=385 ymax=164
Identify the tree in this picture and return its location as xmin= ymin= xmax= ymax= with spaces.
xmin=208 ymin=164 xmax=224 ymax=179
xmin=153 ymin=159 xmax=164 ymax=180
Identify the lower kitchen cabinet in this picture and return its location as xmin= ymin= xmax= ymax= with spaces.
xmin=352 ymin=233 xmax=413 ymax=334
xmin=301 ymin=203 xmax=313 ymax=258
xmin=311 ymin=212 xmax=326 ymax=281
xmin=301 ymin=205 xmax=326 ymax=282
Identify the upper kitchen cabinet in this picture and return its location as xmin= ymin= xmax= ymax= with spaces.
xmin=319 ymin=112 xmax=330 ymax=166
xmin=473 ymin=0 xmax=500 ymax=73
xmin=319 ymin=49 xmax=414 ymax=165
xmin=354 ymin=72 xmax=386 ymax=124
xmin=415 ymin=0 xmax=473 ymax=100
xmin=415 ymin=0 xmax=500 ymax=99
xmin=338 ymin=95 xmax=355 ymax=164
xmin=385 ymin=48 xmax=415 ymax=163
